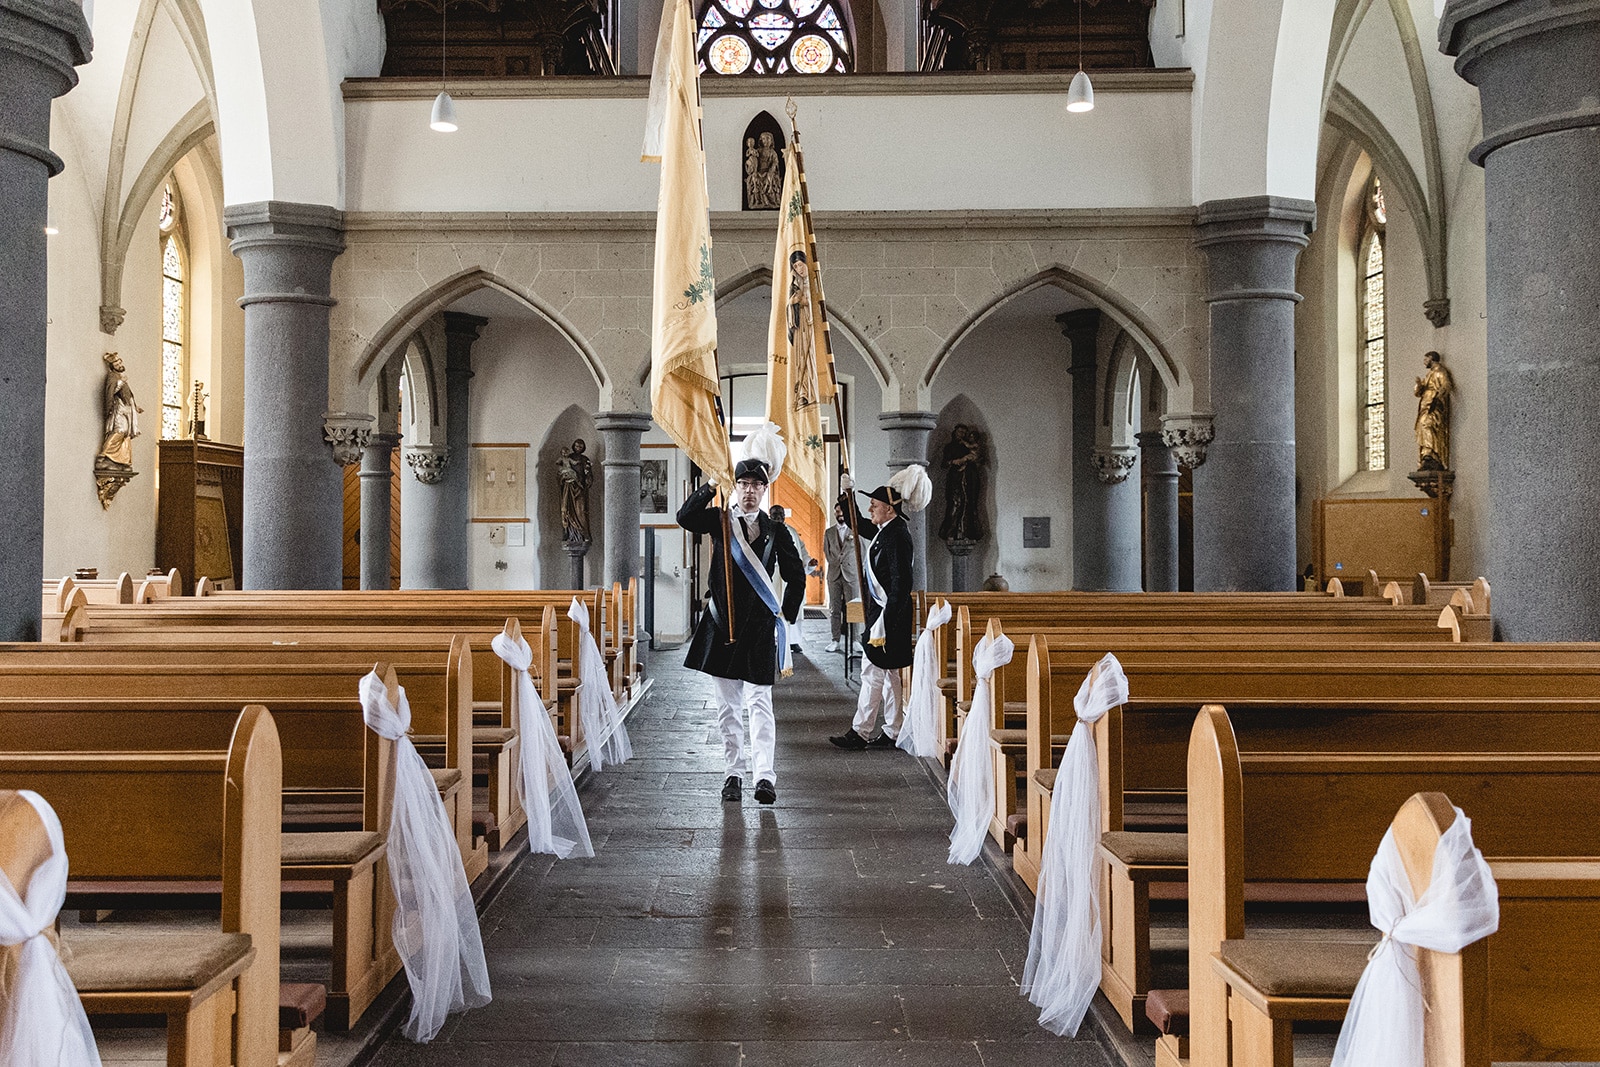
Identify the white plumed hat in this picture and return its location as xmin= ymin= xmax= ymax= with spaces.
xmin=735 ymin=421 xmax=787 ymax=485
xmin=887 ymin=463 xmax=933 ymax=514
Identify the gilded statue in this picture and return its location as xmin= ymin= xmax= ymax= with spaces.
xmin=97 ymin=352 xmax=142 ymax=468
xmin=1414 ymin=350 xmax=1453 ymax=471
xmin=938 ymin=423 xmax=986 ymax=542
xmin=557 ymin=438 xmax=592 ymax=544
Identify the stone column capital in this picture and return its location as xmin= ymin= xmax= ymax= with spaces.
xmin=1158 ymin=412 xmax=1215 ymax=469
xmin=594 ymin=410 xmax=654 ymax=435
xmin=1056 ymin=308 xmax=1102 ymax=374
xmin=1091 ymin=446 xmax=1138 ymax=485
xmin=405 ymin=444 xmax=451 ymax=484
xmin=323 ymin=411 xmax=375 ymax=466
xmin=223 ymin=201 xmax=345 ymax=257
xmin=0 ymin=0 xmax=92 ymax=177
xmin=442 ymin=310 xmax=489 ymax=340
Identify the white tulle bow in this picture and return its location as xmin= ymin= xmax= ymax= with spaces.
xmin=1021 ymin=652 xmax=1128 ymax=1035
xmin=948 ymin=630 xmax=1015 ymax=864
xmin=568 ymin=598 xmax=633 ymax=771
xmin=359 ymin=672 xmax=492 ymax=1042
xmin=0 ymin=791 xmax=102 ymax=1067
xmin=1330 ymin=807 xmax=1499 ymax=1067
xmin=898 ymin=599 xmax=953 ymax=758
xmin=490 ymin=631 xmax=594 ymax=860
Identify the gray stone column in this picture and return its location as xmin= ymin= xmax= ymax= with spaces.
xmin=1441 ymin=2 xmax=1600 ymax=640
xmin=1139 ymin=430 xmax=1180 ymax=591
xmin=1192 ymin=197 xmax=1315 ymax=592
xmin=595 ymin=410 xmax=652 ymax=588
xmin=1063 ymin=310 xmax=1137 ymax=592
xmin=879 ymin=410 xmax=938 ymax=591
xmin=406 ymin=313 xmax=485 ymax=589
xmin=0 ymin=1 xmax=90 ymax=641
xmin=224 ymin=202 xmax=346 ymax=590
xmin=359 ymin=432 xmax=400 ymax=590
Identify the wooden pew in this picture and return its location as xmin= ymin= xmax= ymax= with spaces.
xmin=1018 ymin=634 xmax=1600 ymax=1031
xmin=0 ymin=705 xmax=282 ymax=1067
xmin=64 ymin=571 xmax=135 ymax=605
xmin=1189 ymin=707 xmax=1600 ymax=1067
xmin=41 ymin=576 xmax=75 ymax=615
xmin=134 ymin=567 xmax=183 ymax=602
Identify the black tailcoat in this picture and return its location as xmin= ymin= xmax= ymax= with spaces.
xmin=678 ymin=483 xmax=807 ymax=686
xmin=842 ymin=496 xmax=915 ymax=670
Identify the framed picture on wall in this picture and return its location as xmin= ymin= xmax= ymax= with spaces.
xmin=641 ymin=443 xmax=684 ymax=526
xmin=470 ymin=443 xmax=529 ymax=521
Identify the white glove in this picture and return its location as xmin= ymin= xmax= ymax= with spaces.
xmin=839 ymin=472 xmax=854 ymax=493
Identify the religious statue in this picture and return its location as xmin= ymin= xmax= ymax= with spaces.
xmin=1414 ymin=350 xmax=1454 ymax=471
xmin=742 ymin=131 xmax=782 ymax=210
xmin=786 ymin=250 xmax=818 ymax=409
xmin=743 ymin=138 xmax=761 ymax=208
xmin=97 ymin=352 xmax=142 ymax=469
xmin=938 ymin=423 xmax=986 ymax=542
xmin=557 ymin=438 xmax=592 ymax=545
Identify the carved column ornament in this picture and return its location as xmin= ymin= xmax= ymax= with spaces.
xmin=99 ymin=305 xmax=126 ymax=335
xmin=1158 ymin=413 xmax=1216 ymax=469
xmin=1423 ymin=298 xmax=1451 ymax=329
xmin=406 ymin=444 xmax=450 ymax=484
xmin=1090 ymin=446 xmax=1138 ymax=485
xmin=323 ymin=411 xmax=376 ymax=466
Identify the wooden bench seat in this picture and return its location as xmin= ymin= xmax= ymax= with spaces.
xmin=0 ymin=705 xmax=281 ymax=1067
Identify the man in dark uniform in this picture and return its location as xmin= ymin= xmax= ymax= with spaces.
xmin=678 ymin=457 xmax=806 ymax=803
xmin=829 ymin=473 xmax=918 ymax=750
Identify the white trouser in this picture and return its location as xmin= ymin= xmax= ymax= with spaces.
xmin=712 ymin=677 xmax=776 ymax=784
xmin=853 ymin=662 xmax=904 ymax=739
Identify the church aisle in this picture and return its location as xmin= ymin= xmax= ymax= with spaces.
xmin=369 ymin=620 xmax=1113 ymax=1067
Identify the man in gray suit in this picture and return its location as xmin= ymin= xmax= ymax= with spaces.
xmin=823 ymin=500 xmax=860 ymax=652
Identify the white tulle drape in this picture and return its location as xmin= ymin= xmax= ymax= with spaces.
xmin=491 ymin=631 xmax=594 ymax=860
xmin=947 ymin=631 xmax=1015 ymax=865
xmin=0 ymin=791 xmax=101 ymax=1067
xmin=898 ymin=599 xmax=953 ymax=758
xmin=1021 ymin=653 xmax=1128 ymax=1036
xmin=568 ymin=598 xmax=633 ymax=771
xmin=1329 ymin=806 xmax=1500 ymax=1067
xmin=359 ymin=672 xmax=492 ymax=1043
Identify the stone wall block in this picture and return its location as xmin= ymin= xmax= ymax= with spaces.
xmin=578 ymin=269 xmax=622 ymax=299
xmin=1109 ymin=266 xmax=1157 ymax=307
xmin=821 ymin=239 xmax=885 ymax=268
xmin=1121 ymin=238 xmax=1186 ymax=269
xmin=563 ymin=296 xmax=605 ymax=336
xmin=848 ymin=293 xmax=891 ymax=337
xmin=955 ymin=267 xmax=999 ymax=310
xmin=1071 ymin=242 xmax=1120 ymax=283
xmin=1141 ymin=289 xmax=1185 ymax=330
xmin=931 ymin=240 xmax=994 ymax=268
xmin=380 ymin=270 xmax=426 ymax=307
xmin=534 ymin=269 xmax=578 ymax=309
xmin=1027 ymin=240 xmax=1084 ymax=271
xmin=542 ymin=242 xmax=601 ymax=270
xmin=453 ymin=242 xmax=503 ymax=274
xmin=889 ymin=295 xmax=927 ymax=328
xmin=924 ymin=293 xmax=970 ymax=335
xmin=822 ymin=266 xmax=862 ymax=308
xmin=990 ymin=241 xmax=1039 ymax=284
xmin=884 ymin=242 xmax=933 ymax=268
xmin=497 ymin=244 xmax=542 ymax=282
xmin=418 ymin=245 xmax=465 ymax=286
xmin=598 ymin=241 xmax=651 ymax=270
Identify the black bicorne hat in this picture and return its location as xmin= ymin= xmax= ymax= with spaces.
xmin=734 ymin=457 xmax=771 ymax=484
xmin=859 ymin=485 xmax=903 ymax=511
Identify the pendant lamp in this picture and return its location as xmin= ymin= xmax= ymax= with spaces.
xmin=1066 ymin=0 xmax=1094 ymax=113
xmin=431 ymin=2 xmax=458 ymax=132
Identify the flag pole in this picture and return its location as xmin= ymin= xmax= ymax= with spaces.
xmin=787 ymin=99 xmax=869 ymax=615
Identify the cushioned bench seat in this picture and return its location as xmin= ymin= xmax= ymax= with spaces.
xmin=1101 ymin=831 xmax=1188 ymax=868
xmin=1215 ymin=938 xmax=1372 ymax=997
xmin=65 ymin=929 xmax=254 ymax=993
xmin=281 ymin=831 xmax=383 ymax=870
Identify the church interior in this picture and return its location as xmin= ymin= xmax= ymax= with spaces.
xmin=2 ymin=0 xmax=1598 ymax=1064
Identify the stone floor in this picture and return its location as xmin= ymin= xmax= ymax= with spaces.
xmin=367 ymin=618 xmax=1114 ymax=1067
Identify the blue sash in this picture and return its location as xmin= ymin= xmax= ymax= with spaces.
xmin=861 ymin=533 xmax=889 ymax=647
xmin=727 ymin=513 xmax=792 ymax=678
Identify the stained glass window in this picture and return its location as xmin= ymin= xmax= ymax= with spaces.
xmin=698 ymin=0 xmax=851 ymax=74
xmin=1359 ymin=177 xmax=1387 ymax=472
xmin=160 ymin=183 xmax=187 ymax=441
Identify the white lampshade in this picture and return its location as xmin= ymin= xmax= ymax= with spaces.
xmin=1066 ymin=69 xmax=1094 ymax=113
xmin=430 ymin=91 xmax=458 ymax=133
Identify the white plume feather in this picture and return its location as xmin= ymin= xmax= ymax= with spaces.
xmin=741 ymin=422 xmax=787 ymax=484
xmin=889 ymin=463 xmax=933 ymax=513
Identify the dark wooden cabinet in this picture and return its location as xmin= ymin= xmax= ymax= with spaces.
xmin=157 ymin=440 xmax=244 ymax=595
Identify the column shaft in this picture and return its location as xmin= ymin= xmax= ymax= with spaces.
xmin=359 ymin=432 xmax=400 ymax=590
xmin=1192 ymin=197 xmax=1315 ymax=592
xmin=0 ymin=0 xmax=91 ymax=640
xmin=225 ymin=202 xmax=346 ymax=590
xmin=1062 ymin=311 xmax=1138 ymax=591
xmin=879 ymin=411 xmax=938 ymax=591
xmin=596 ymin=411 xmax=652 ymax=589
xmin=1139 ymin=431 xmax=1181 ymax=592
xmin=407 ymin=314 xmax=485 ymax=589
xmin=1441 ymin=1 xmax=1600 ymax=639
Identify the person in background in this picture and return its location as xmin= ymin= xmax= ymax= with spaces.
xmin=823 ymin=500 xmax=860 ymax=653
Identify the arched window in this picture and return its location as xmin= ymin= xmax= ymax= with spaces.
xmin=698 ymin=0 xmax=854 ymax=75
xmin=158 ymin=183 xmax=187 ymax=440
xmin=1358 ymin=176 xmax=1387 ymax=472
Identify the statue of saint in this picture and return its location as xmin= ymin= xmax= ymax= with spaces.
xmin=97 ymin=352 xmax=142 ymax=468
xmin=938 ymin=423 xmax=985 ymax=542
xmin=743 ymin=138 xmax=761 ymax=209
xmin=748 ymin=131 xmax=782 ymax=210
xmin=786 ymin=250 xmax=817 ymax=409
xmin=558 ymin=438 xmax=593 ymax=544
xmin=1414 ymin=350 xmax=1454 ymax=471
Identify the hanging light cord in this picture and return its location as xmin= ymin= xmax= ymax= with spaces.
xmin=441 ymin=1 xmax=449 ymax=89
xmin=1077 ymin=0 xmax=1083 ymax=72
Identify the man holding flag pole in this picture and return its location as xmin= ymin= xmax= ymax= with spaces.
xmin=645 ymin=0 xmax=804 ymax=806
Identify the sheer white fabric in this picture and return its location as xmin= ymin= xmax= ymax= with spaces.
xmin=0 ymin=791 xmax=102 ymax=1067
xmin=898 ymin=599 xmax=952 ymax=758
xmin=490 ymin=631 xmax=594 ymax=860
xmin=1021 ymin=653 xmax=1129 ymax=1036
xmin=1330 ymin=806 xmax=1500 ymax=1067
xmin=359 ymin=672 xmax=492 ymax=1043
xmin=568 ymin=598 xmax=633 ymax=770
xmin=947 ymin=631 xmax=1015 ymax=865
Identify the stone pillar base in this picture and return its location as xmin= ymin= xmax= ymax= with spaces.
xmin=946 ymin=539 xmax=978 ymax=592
xmin=567 ymin=542 xmax=590 ymax=589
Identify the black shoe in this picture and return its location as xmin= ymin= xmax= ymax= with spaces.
xmin=790 ymin=643 xmax=802 ymax=652
xmin=754 ymin=779 xmax=777 ymax=805
xmin=866 ymin=732 xmax=899 ymax=749
xmin=721 ymin=776 xmax=741 ymax=802
xmin=829 ymin=729 xmax=869 ymax=750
